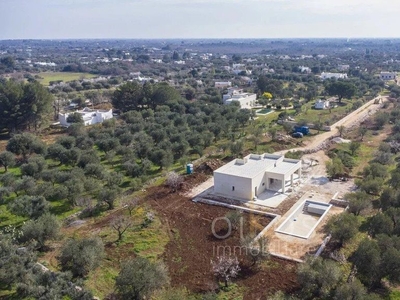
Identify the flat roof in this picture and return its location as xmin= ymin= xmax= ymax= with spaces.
xmin=268 ymin=160 xmax=299 ymax=175
xmin=214 ymin=153 xmax=300 ymax=179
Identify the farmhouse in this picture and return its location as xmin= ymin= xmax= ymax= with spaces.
xmin=59 ymin=107 xmax=113 ymax=127
xmin=380 ymin=72 xmax=397 ymax=81
xmin=214 ymin=153 xmax=302 ymax=201
xmin=314 ymin=99 xmax=330 ymax=110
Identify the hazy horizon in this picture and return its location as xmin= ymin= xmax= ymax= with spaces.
xmin=1 ymin=0 xmax=399 ymax=40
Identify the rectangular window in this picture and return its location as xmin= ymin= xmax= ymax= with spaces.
xmin=232 ymin=186 xmax=235 ymax=191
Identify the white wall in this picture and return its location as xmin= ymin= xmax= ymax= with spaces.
xmin=225 ymin=93 xmax=257 ymax=109
xmin=59 ymin=109 xmax=113 ymax=127
xmin=214 ymin=172 xmax=253 ymax=200
xmin=252 ymin=171 xmax=267 ymax=198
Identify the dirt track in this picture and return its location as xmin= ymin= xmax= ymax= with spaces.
xmin=283 ymin=95 xmax=386 ymax=153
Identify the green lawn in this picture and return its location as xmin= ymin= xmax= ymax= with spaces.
xmin=84 ymin=207 xmax=169 ymax=298
xmin=293 ymin=99 xmax=355 ymax=126
xmin=36 ymin=72 xmax=97 ymax=86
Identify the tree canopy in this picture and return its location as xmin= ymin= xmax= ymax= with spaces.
xmin=0 ymin=79 xmax=53 ymax=133
xmin=325 ymin=80 xmax=357 ymax=103
xmin=115 ymin=257 xmax=169 ymax=300
xmin=112 ymin=82 xmax=181 ymax=112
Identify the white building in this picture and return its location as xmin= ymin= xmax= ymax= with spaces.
xmin=223 ymin=88 xmax=257 ymax=109
xmin=299 ymin=66 xmax=312 ymax=74
xmin=215 ymin=81 xmax=232 ymax=88
xmin=380 ymin=72 xmax=397 ymax=81
xmin=59 ymin=107 xmax=113 ymax=127
xmin=174 ymin=60 xmax=186 ymax=65
xmin=214 ymin=153 xmax=302 ymax=201
xmin=338 ymin=64 xmax=350 ymax=71
xmin=314 ymin=99 xmax=330 ymax=110
xmin=320 ymin=72 xmax=348 ymax=80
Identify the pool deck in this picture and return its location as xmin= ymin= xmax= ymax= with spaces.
xmin=264 ymin=190 xmax=345 ymax=260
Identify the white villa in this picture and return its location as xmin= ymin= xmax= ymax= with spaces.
xmin=380 ymin=72 xmax=397 ymax=81
xmin=59 ymin=107 xmax=113 ymax=127
xmin=223 ymin=88 xmax=257 ymax=109
xmin=314 ymin=99 xmax=330 ymax=110
xmin=214 ymin=153 xmax=302 ymax=201
xmin=320 ymin=72 xmax=348 ymax=80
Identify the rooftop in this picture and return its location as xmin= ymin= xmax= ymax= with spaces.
xmin=214 ymin=153 xmax=300 ymax=178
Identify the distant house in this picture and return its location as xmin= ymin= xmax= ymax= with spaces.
xmin=67 ymin=103 xmax=79 ymax=110
xmin=320 ymin=72 xmax=348 ymax=80
xmin=338 ymin=64 xmax=350 ymax=71
xmin=380 ymin=72 xmax=397 ymax=81
xmin=174 ymin=60 xmax=186 ymax=65
xmin=223 ymin=88 xmax=257 ymax=109
xmin=215 ymin=81 xmax=232 ymax=88
xmin=59 ymin=107 xmax=113 ymax=127
xmin=314 ymin=99 xmax=330 ymax=110
xmin=299 ymin=66 xmax=311 ymax=74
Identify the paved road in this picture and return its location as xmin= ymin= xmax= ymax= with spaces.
xmin=281 ymin=95 xmax=386 ymax=154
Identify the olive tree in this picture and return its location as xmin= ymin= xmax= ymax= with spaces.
xmin=324 ymin=213 xmax=359 ymax=246
xmin=19 ymin=213 xmax=60 ymax=250
xmin=6 ymin=133 xmax=46 ymax=161
xmin=0 ymin=151 xmax=15 ymax=172
xmin=58 ymin=237 xmax=104 ymax=277
xmin=115 ymin=257 xmax=169 ymax=300
xmin=97 ymin=187 xmax=118 ymax=210
xmin=8 ymin=195 xmax=49 ymax=219
xmin=297 ymin=257 xmax=342 ymax=299
xmin=111 ymin=215 xmax=132 ymax=242
xmin=241 ymin=235 xmax=270 ymax=267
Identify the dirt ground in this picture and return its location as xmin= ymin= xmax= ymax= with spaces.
xmin=184 ymin=149 xmax=351 ymax=263
xmin=145 ymin=173 xmax=299 ymax=299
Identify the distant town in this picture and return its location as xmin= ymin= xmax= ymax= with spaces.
xmin=1 ymin=38 xmax=400 ymax=300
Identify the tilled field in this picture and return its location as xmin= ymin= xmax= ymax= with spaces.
xmin=146 ymin=173 xmax=299 ymax=299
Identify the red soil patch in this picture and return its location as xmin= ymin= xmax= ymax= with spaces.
xmin=145 ymin=174 xmax=299 ymax=299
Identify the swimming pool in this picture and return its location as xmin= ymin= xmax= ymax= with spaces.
xmin=257 ymin=108 xmax=273 ymax=114
xmin=275 ymin=200 xmax=332 ymax=239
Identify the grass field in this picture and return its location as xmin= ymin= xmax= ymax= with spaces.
xmin=294 ymin=100 xmax=355 ymax=126
xmin=37 ymin=72 xmax=96 ymax=86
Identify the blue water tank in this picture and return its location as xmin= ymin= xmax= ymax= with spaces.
xmin=186 ymin=163 xmax=194 ymax=174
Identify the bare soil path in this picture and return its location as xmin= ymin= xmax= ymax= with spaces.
xmin=282 ymin=95 xmax=386 ymax=154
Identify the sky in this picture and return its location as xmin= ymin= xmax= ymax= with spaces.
xmin=0 ymin=0 xmax=400 ymax=39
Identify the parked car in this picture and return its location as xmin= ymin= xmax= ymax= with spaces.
xmin=292 ymin=132 xmax=303 ymax=138
xmin=293 ymin=126 xmax=310 ymax=135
